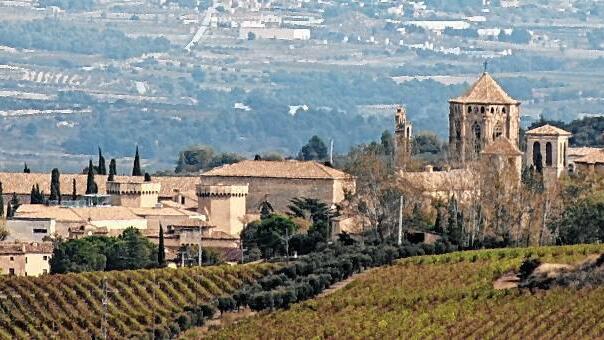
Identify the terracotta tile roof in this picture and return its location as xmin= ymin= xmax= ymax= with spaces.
xmin=71 ymin=207 xmax=143 ymax=221
xmin=0 ymin=173 xmax=198 ymax=197
xmin=399 ymin=169 xmax=476 ymax=192
xmin=201 ymin=160 xmax=353 ymax=180
xmin=482 ymin=137 xmax=523 ymax=156
xmin=574 ymin=149 xmax=604 ymax=164
xmin=450 ymin=72 xmax=519 ymax=105
xmin=15 ymin=204 xmax=200 ymax=223
xmin=0 ymin=241 xmax=53 ymax=255
xmin=568 ymin=147 xmax=603 ymax=158
xmin=526 ymin=124 xmax=572 ymax=136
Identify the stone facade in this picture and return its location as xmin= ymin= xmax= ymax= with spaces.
xmin=394 ymin=107 xmax=413 ymax=170
xmin=197 ymin=184 xmax=248 ymax=236
xmin=0 ymin=242 xmax=53 ymax=276
xmin=448 ymin=72 xmax=521 ymax=165
xmin=107 ymin=180 xmax=161 ymax=208
xmin=525 ymin=124 xmax=571 ymax=180
xmin=6 ymin=218 xmax=56 ymax=243
xmin=200 ymin=160 xmax=355 ymax=213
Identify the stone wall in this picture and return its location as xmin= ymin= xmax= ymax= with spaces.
xmin=199 ymin=176 xmax=353 ymax=213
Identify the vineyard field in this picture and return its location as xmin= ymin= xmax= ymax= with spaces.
xmin=204 ymin=244 xmax=604 ymax=339
xmin=0 ymin=263 xmax=277 ymax=339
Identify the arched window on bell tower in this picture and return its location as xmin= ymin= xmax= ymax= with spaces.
xmin=533 ymin=141 xmax=543 ymax=173
xmin=545 ymin=142 xmax=553 ymax=166
xmin=493 ymin=122 xmax=503 ymax=140
xmin=472 ymin=122 xmax=481 ymax=155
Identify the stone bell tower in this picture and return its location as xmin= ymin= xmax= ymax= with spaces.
xmin=394 ymin=106 xmax=412 ymax=170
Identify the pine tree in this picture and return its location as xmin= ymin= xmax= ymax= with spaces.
xmin=132 ymin=146 xmax=142 ymax=176
xmin=0 ymin=182 xmax=4 ymax=217
xmin=98 ymin=147 xmax=107 ymax=175
xmin=86 ymin=160 xmax=98 ymax=194
xmin=23 ymin=163 xmax=30 ymax=173
xmin=108 ymin=159 xmax=117 ymax=181
xmin=72 ymin=178 xmax=77 ymax=201
xmin=50 ymin=168 xmax=61 ymax=203
xmin=158 ymin=224 xmax=166 ymax=267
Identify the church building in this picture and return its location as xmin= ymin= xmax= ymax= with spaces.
xmin=448 ymin=72 xmax=521 ymax=165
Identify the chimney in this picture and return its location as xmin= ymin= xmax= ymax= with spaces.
xmin=424 ymin=165 xmax=434 ymax=173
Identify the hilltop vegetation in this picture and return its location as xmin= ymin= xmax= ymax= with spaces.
xmin=204 ymin=245 xmax=604 ymax=339
xmin=0 ymin=263 xmax=277 ymax=339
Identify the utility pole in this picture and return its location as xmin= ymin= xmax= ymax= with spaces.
xmin=101 ymin=276 xmax=109 ymax=340
xmin=397 ymin=195 xmax=404 ymax=246
xmin=202 ymin=223 xmax=203 ymax=267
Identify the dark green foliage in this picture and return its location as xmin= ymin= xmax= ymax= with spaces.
xmin=50 ymin=227 xmax=158 ymax=273
xmin=412 ymin=132 xmax=443 ymax=155
xmin=258 ymin=197 xmax=274 ymax=220
xmin=10 ymin=193 xmax=19 ymax=212
xmin=5 ymin=202 xmax=12 ymax=219
xmin=158 ymin=225 xmax=166 ymax=267
xmin=108 ymin=158 xmax=117 ymax=181
xmin=144 ymin=173 xmax=151 ymax=182
xmin=98 ymin=147 xmax=107 ymax=175
xmin=0 ymin=182 xmax=4 ymax=217
xmin=217 ymin=296 xmax=236 ymax=315
xmin=132 ymin=146 xmax=142 ymax=176
xmin=50 ymin=168 xmax=61 ymax=202
xmin=85 ymin=160 xmax=98 ymax=194
xmin=175 ymin=145 xmax=245 ymax=173
xmin=71 ymin=178 xmax=77 ymax=201
xmin=23 ymin=163 xmax=30 ymax=173
xmin=0 ymin=19 xmax=170 ymax=59
xmin=298 ymin=135 xmax=328 ymax=161
xmin=380 ymin=130 xmax=394 ymax=156
xmin=30 ymin=184 xmax=44 ymax=204
xmin=518 ymin=257 xmax=541 ymax=281
xmin=252 ymin=215 xmax=298 ymax=258
xmin=553 ymin=195 xmax=604 ymax=245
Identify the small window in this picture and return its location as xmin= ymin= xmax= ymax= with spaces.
xmin=25 ymin=257 xmax=27 ymax=264
xmin=468 ymin=106 xmax=472 ymax=113
xmin=43 ymin=256 xmax=48 ymax=261
xmin=43 ymin=269 xmax=48 ymax=275
xmin=9 ymin=268 xmax=14 ymax=275
xmin=490 ymin=107 xmax=494 ymax=114
xmin=181 ymin=197 xmax=186 ymax=205
xmin=33 ymin=228 xmax=47 ymax=234
xmin=9 ymin=257 xmax=14 ymax=262
xmin=502 ymin=107 xmax=506 ymax=113
xmin=480 ymin=106 xmax=485 ymax=114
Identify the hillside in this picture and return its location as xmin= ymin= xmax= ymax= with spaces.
xmin=203 ymin=245 xmax=604 ymax=339
xmin=0 ymin=263 xmax=277 ymax=339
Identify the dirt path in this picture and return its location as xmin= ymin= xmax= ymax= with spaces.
xmin=179 ymin=269 xmax=375 ymax=339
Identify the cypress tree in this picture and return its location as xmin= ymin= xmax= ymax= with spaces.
xmin=72 ymin=178 xmax=77 ymax=201
xmin=6 ymin=202 xmax=12 ymax=219
xmin=30 ymin=185 xmax=36 ymax=204
xmin=50 ymin=168 xmax=61 ymax=203
xmin=23 ymin=163 xmax=30 ymax=173
xmin=10 ymin=193 xmax=19 ymax=211
xmin=0 ymin=182 xmax=4 ymax=217
xmin=108 ymin=159 xmax=117 ymax=181
xmin=86 ymin=160 xmax=98 ymax=194
xmin=158 ymin=224 xmax=166 ymax=267
xmin=132 ymin=146 xmax=142 ymax=176
xmin=144 ymin=172 xmax=151 ymax=182
xmin=98 ymin=147 xmax=107 ymax=175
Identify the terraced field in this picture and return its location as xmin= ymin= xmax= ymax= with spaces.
xmin=205 ymin=245 xmax=604 ymax=339
xmin=0 ymin=263 xmax=277 ymax=339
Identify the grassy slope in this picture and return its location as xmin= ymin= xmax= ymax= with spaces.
xmin=204 ymin=245 xmax=604 ymax=339
xmin=0 ymin=263 xmax=278 ymax=339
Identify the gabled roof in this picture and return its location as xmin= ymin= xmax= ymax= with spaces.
xmin=574 ymin=149 xmax=604 ymax=164
xmin=201 ymin=160 xmax=353 ymax=180
xmin=482 ymin=137 xmax=523 ymax=156
xmin=0 ymin=173 xmax=199 ymax=197
xmin=526 ymin=124 xmax=572 ymax=136
xmin=450 ymin=72 xmax=519 ymax=105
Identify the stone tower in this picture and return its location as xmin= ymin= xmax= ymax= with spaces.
xmin=448 ymin=72 xmax=521 ymax=165
xmin=196 ymin=184 xmax=248 ymax=237
xmin=525 ymin=124 xmax=571 ymax=180
xmin=394 ymin=106 xmax=412 ymax=170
